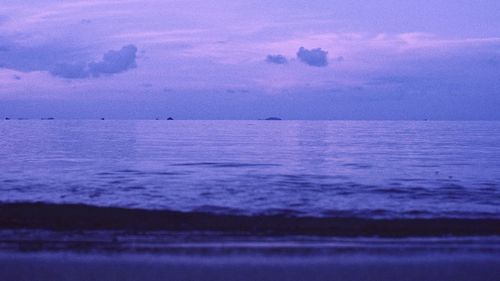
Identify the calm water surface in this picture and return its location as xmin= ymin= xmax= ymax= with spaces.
xmin=1 ymin=120 xmax=499 ymax=218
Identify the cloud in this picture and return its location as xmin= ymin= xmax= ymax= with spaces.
xmin=50 ymin=45 xmax=138 ymax=78
xmin=265 ymin=54 xmax=288 ymax=64
xmin=0 ymin=38 xmax=138 ymax=79
xmin=0 ymin=36 xmax=79 ymax=72
xmin=296 ymin=47 xmax=328 ymax=67
xmin=88 ymin=44 xmax=137 ymax=77
xmin=50 ymin=63 xmax=89 ymax=79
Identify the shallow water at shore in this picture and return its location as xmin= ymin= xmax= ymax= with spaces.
xmin=1 ymin=120 xmax=500 ymax=219
xmin=2 ymin=120 xmax=500 ymax=280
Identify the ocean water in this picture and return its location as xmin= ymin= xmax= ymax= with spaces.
xmin=1 ymin=120 xmax=500 ymax=219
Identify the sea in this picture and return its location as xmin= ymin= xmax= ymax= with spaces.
xmin=1 ymin=120 xmax=500 ymax=281
xmin=1 ymin=120 xmax=500 ymax=220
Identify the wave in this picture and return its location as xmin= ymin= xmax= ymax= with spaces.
xmin=1 ymin=202 xmax=499 ymax=237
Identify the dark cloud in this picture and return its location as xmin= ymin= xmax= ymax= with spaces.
xmin=265 ymin=54 xmax=288 ymax=64
xmin=297 ymin=47 xmax=328 ymax=67
xmin=0 ymin=38 xmax=138 ymax=79
xmin=50 ymin=63 xmax=89 ymax=79
xmin=88 ymin=45 xmax=137 ymax=77
xmin=50 ymin=45 xmax=138 ymax=79
xmin=0 ymin=38 xmax=78 ymax=72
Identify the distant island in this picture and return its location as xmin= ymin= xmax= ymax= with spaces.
xmin=264 ymin=117 xmax=282 ymax=120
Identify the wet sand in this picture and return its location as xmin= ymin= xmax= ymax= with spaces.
xmin=1 ymin=251 xmax=500 ymax=281
xmin=1 ymin=202 xmax=500 ymax=280
xmin=1 ymin=230 xmax=500 ymax=281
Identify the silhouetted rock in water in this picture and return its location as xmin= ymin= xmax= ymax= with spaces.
xmin=4 ymin=117 xmax=10 ymax=120
xmin=100 ymin=118 xmax=105 ymax=120
xmin=265 ymin=117 xmax=282 ymax=120
xmin=155 ymin=118 xmax=159 ymax=120
xmin=167 ymin=117 xmax=174 ymax=120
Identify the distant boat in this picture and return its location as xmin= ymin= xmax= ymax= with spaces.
xmin=265 ymin=117 xmax=282 ymax=120
xmin=41 ymin=117 xmax=55 ymax=120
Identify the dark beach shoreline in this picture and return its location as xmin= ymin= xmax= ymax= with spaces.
xmin=1 ymin=202 xmax=500 ymax=237
xmin=1 ymin=204 xmax=500 ymax=281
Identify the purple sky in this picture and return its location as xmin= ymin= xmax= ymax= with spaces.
xmin=1 ymin=0 xmax=500 ymax=119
